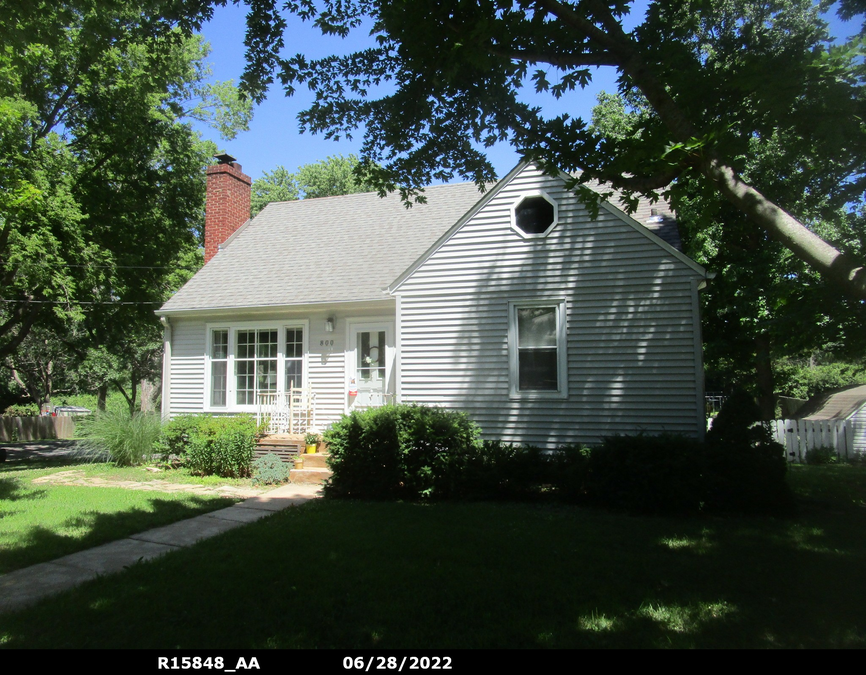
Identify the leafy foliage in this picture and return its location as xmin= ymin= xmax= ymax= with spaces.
xmin=774 ymin=359 xmax=866 ymax=400
xmin=157 ymin=414 xmax=258 ymax=478
xmin=226 ymin=0 xmax=866 ymax=298
xmin=3 ymin=403 xmax=39 ymax=417
xmin=323 ymin=401 xmax=790 ymax=514
xmin=250 ymin=154 xmax=377 ymax=216
xmin=805 ymin=446 xmax=840 ymax=465
xmin=0 ymin=1 xmax=250 ymax=401
xmin=323 ymin=403 xmax=482 ymax=500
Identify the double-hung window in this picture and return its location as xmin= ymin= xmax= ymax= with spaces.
xmin=285 ymin=328 xmax=303 ymax=391
xmin=207 ymin=323 xmax=306 ymax=410
xmin=236 ymin=329 xmax=278 ymax=405
xmin=210 ymin=329 xmax=228 ymax=406
xmin=508 ymin=300 xmax=568 ymax=398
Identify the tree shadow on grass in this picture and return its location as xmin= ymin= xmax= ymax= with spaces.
xmin=0 ymin=493 xmax=238 ymax=575
xmin=0 ymin=477 xmax=47 ymax=504
xmin=0 ymin=497 xmax=864 ymax=649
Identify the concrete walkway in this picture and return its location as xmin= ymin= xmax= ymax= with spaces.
xmin=0 ymin=482 xmax=322 ymax=615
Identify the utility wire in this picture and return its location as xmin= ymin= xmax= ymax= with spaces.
xmin=0 ymin=300 xmax=163 ymax=305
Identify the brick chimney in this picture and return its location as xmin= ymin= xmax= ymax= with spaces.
xmin=204 ymin=154 xmax=251 ymax=264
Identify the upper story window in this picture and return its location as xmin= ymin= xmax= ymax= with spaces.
xmin=511 ymin=191 xmax=558 ymax=239
xmin=508 ymin=299 xmax=568 ymax=399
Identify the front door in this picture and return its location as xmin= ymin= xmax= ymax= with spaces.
xmin=348 ymin=322 xmax=394 ymax=410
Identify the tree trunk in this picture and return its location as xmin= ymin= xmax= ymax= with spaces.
xmin=97 ymin=384 xmax=108 ymax=412
xmin=754 ymin=334 xmax=776 ymax=421
xmin=140 ymin=379 xmax=156 ymax=413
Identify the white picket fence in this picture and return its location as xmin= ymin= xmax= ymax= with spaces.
xmin=769 ymin=419 xmax=856 ymax=463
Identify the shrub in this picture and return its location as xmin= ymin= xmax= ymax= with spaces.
xmin=3 ymin=403 xmax=39 ymax=417
xmin=182 ymin=415 xmax=257 ymax=478
xmin=252 ymin=453 xmax=290 ymax=485
xmin=805 ymin=446 xmax=839 ymax=465
xmin=211 ymin=418 xmax=256 ymax=478
xmin=704 ymin=388 xmax=792 ymax=513
xmin=157 ymin=414 xmax=257 ymax=478
xmin=153 ymin=414 xmax=210 ymax=462
xmin=582 ymin=434 xmax=707 ymax=514
xmin=186 ymin=431 xmax=216 ymax=476
xmin=79 ymin=411 xmax=162 ymax=466
xmin=323 ymin=403 xmax=482 ymax=500
xmin=460 ymin=441 xmax=573 ymax=501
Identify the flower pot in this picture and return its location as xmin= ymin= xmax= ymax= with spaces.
xmin=294 ymin=456 xmax=304 ymax=470
xmin=305 ymin=444 xmax=317 ymax=454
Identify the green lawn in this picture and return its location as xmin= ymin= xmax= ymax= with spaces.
xmin=1 ymin=464 xmax=864 ymax=648
xmin=0 ymin=459 xmax=242 ymax=574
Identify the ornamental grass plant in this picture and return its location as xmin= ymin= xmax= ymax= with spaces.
xmin=78 ymin=410 xmax=162 ymax=467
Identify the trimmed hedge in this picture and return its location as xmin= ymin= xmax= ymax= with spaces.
xmin=323 ymin=404 xmax=482 ymax=500
xmin=323 ymin=401 xmax=792 ymax=514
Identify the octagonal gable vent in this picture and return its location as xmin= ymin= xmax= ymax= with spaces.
xmin=511 ymin=192 xmax=558 ymax=238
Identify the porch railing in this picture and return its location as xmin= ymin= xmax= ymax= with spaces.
xmin=257 ymin=386 xmax=317 ymax=434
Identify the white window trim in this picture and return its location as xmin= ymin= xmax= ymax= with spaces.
xmin=204 ymin=319 xmax=309 ymax=413
xmin=508 ymin=299 xmax=568 ymax=400
xmin=510 ymin=189 xmax=559 ymax=239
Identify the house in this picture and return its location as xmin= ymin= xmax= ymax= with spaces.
xmin=158 ymin=156 xmax=710 ymax=447
xmin=791 ymin=383 xmax=866 ymax=456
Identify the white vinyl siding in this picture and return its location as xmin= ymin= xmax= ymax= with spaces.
xmin=165 ymin=307 xmax=392 ymax=427
xmin=168 ymin=319 xmax=207 ymax=414
xmin=396 ymin=163 xmax=705 ymax=447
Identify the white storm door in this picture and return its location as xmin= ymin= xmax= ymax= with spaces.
xmin=348 ymin=322 xmax=394 ymax=409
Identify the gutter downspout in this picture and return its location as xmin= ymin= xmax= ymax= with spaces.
xmin=160 ymin=316 xmax=171 ymax=422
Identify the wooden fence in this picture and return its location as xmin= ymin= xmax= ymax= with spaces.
xmin=769 ymin=419 xmax=856 ymax=463
xmin=0 ymin=416 xmax=75 ymax=442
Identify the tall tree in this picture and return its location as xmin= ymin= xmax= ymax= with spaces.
xmin=0 ymin=1 xmax=251 ymax=361
xmin=223 ymin=0 xmax=866 ymax=299
xmin=250 ymin=154 xmax=376 ymax=215
xmin=587 ymin=19 xmax=866 ymax=416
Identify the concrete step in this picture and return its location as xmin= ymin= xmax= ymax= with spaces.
xmin=289 ymin=468 xmax=332 ymax=485
xmin=298 ymin=453 xmax=329 ymax=469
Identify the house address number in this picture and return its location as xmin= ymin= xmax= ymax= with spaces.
xmin=320 ymin=339 xmax=334 ymax=347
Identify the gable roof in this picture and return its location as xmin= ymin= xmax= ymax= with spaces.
xmin=390 ymin=162 xmax=703 ymax=293
xmin=796 ymin=384 xmax=866 ymax=420
xmin=159 ymin=162 xmax=698 ymax=315
xmin=160 ymin=182 xmax=486 ymax=313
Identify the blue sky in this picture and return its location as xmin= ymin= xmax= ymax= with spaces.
xmin=193 ymin=2 xmax=858 ymax=184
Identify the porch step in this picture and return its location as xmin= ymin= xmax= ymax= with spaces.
xmin=299 ymin=453 xmax=329 ymax=469
xmin=255 ymin=435 xmax=332 ymax=484
xmin=255 ymin=434 xmax=304 ymax=463
xmin=289 ymin=468 xmax=332 ymax=485
xmin=290 ymin=453 xmax=331 ymax=485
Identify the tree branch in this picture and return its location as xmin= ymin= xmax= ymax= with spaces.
xmin=702 ymin=158 xmax=866 ymax=298
xmin=493 ymin=47 xmax=619 ymax=69
xmin=535 ymin=0 xmax=625 ymax=53
xmin=586 ymin=166 xmax=685 ymax=193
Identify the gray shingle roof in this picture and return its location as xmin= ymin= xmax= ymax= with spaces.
xmin=160 ymin=183 xmax=486 ymax=312
xmin=796 ymin=384 xmax=866 ymax=420
xmin=582 ymin=180 xmax=682 ymax=250
xmin=160 ymin=170 xmax=685 ymax=314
